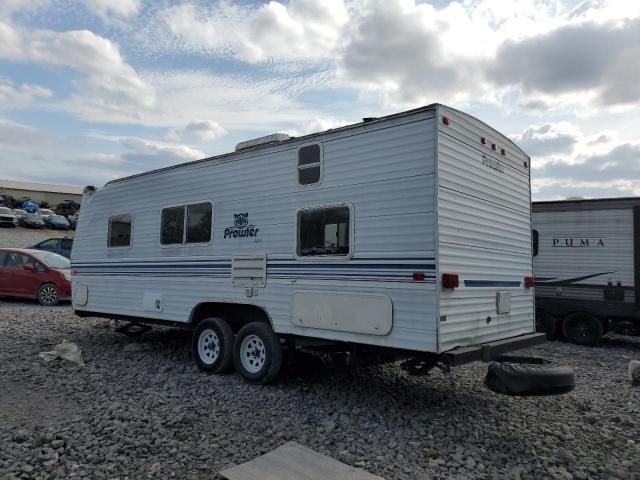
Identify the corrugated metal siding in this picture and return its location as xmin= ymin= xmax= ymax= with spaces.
xmin=436 ymin=105 xmax=534 ymax=352
xmin=535 ymin=286 xmax=635 ymax=303
xmin=73 ymin=112 xmax=440 ymax=352
xmin=533 ymin=208 xmax=634 ymax=300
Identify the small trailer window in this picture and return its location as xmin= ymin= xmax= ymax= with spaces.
xmin=108 ymin=214 xmax=132 ymax=247
xmin=533 ymin=229 xmax=539 ymax=257
xmin=298 ymin=144 xmax=321 ymax=185
xmin=161 ymin=206 xmax=185 ymax=245
xmin=298 ymin=205 xmax=350 ymax=256
xmin=186 ymin=203 xmax=212 ymax=243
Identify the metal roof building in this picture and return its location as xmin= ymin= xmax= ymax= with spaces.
xmin=0 ymin=179 xmax=83 ymax=207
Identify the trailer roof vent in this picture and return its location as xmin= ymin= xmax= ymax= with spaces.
xmin=235 ymin=133 xmax=290 ymax=152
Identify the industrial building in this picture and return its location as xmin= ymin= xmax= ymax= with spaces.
xmin=0 ymin=179 xmax=83 ymax=207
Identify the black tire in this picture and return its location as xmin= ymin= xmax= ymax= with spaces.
xmin=485 ymin=362 xmax=575 ymax=396
xmin=192 ymin=317 xmax=235 ymax=373
xmin=233 ymin=322 xmax=282 ymax=384
xmin=562 ymin=312 xmax=603 ymax=346
xmin=37 ymin=283 xmax=59 ymax=306
xmin=535 ymin=309 xmax=557 ymax=339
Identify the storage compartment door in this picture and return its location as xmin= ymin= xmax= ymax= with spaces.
xmin=292 ymin=291 xmax=392 ymax=336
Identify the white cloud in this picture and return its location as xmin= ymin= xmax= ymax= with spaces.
xmin=512 ymin=122 xmax=581 ymax=158
xmin=238 ymin=0 xmax=348 ymax=62
xmin=120 ymin=137 xmax=205 ymax=163
xmin=151 ymin=0 xmax=348 ymax=63
xmin=490 ymin=18 xmax=640 ymax=106
xmin=0 ymin=0 xmax=50 ymax=15
xmin=81 ymin=0 xmax=141 ymax=21
xmin=337 ymin=0 xmax=486 ymax=106
xmin=0 ymin=118 xmax=49 ymax=147
xmin=0 ymin=78 xmax=52 ymax=108
xmin=94 ymin=70 xmax=320 ymax=129
xmin=285 ymin=116 xmax=349 ymax=137
xmin=167 ymin=120 xmax=227 ymax=142
xmin=0 ymin=118 xmax=207 ymax=186
xmin=0 ymin=20 xmax=155 ymax=121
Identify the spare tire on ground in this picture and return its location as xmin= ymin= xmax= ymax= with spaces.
xmin=485 ymin=362 xmax=575 ymax=396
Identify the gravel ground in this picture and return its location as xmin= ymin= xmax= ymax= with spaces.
xmin=1 ymin=303 xmax=639 ymax=480
xmin=0 ymin=226 xmax=73 ymax=248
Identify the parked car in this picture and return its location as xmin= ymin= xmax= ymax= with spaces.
xmin=68 ymin=211 xmax=80 ymax=229
xmin=38 ymin=208 xmax=55 ymax=223
xmin=12 ymin=208 xmax=26 ymax=220
xmin=0 ymin=248 xmax=71 ymax=305
xmin=29 ymin=237 xmax=73 ymax=258
xmin=0 ymin=194 xmax=9 ymax=206
xmin=45 ymin=214 xmax=71 ymax=230
xmin=0 ymin=207 xmax=18 ymax=227
xmin=19 ymin=212 xmax=45 ymax=228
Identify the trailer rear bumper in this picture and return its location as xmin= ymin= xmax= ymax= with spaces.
xmin=444 ymin=333 xmax=546 ymax=367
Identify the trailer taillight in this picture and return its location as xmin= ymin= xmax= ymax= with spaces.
xmin=501 ymin=148 xmax=506 ymax=156
xmin=442 ymin=273 xmax=459 ymax=289
xmin=491 ymin=143 xmax=497 ymax=151
xmin=524 ymin=276 xmax=535 ymax=288
xmin=481 ymin=137 xmax=487 ymax=144
xmin=412 ymin=272 xmax=426 ymax=281
xmin=442 ymin=116 xmax=450 ymax=125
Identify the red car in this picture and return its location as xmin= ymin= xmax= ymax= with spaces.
xmin=0 ymin=248 xmax=71 ymax=305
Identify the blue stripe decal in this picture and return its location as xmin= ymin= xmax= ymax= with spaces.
xmin=464 ymin=280 xmax=522 ymax=287
xmin=268 ymin=263 xmax=435 ymax=270
xmin=72 ymin=258 xmax=437 ymax=283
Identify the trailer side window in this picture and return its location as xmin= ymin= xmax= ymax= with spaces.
xmin=298 ymin=206 xmax=350 ymax=257
xmin=186 ymin=203 xmax=212 ymax=243
xmin=532 ymin=229 xmax=539 ymax=257
xmin=108 ymin=213 xmax=132 ymax=248
xmin=161 ymin=207 xmax=185 ymax=245
xmin=298 ymin=144 xmax=321 ymax=185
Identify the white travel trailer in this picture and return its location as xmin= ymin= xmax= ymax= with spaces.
xmin=72 ymin=104 xmax=557 ymax=389
xmin=533 ymin=197 xmax=640 ymax=345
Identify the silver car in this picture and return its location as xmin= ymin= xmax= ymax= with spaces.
xmin=0 ymin=207 xmax=18 ymax=228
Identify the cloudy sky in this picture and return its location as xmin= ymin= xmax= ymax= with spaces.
xmin=1 ymin=0 xmax=639 ymax=200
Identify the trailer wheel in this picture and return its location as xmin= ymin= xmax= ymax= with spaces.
xmin=535 ymin=309 xmax=557 ymax=339
xmin=192 ymin=317 xmax=235 ymax=373
xmin=233 ymin=322 xmax=282 ymax=384
xmin=562 ymin=312 xmax=603 ymax=346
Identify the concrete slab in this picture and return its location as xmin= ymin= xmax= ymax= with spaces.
xmin=219 ymin=442 xmax=384 ymax=480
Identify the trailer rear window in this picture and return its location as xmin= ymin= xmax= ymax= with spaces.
xmin=161 ymin=203 xmax=212 ymax=245
xmin=298 ymin=205 xmax=350 ymax=257
xmin=108 ymin=213 xmax=132 ymax=248
xmin=533 ymin=229 xmax=539 ymax=257
xmin=298 ymin=144 xmax=321 ymax=185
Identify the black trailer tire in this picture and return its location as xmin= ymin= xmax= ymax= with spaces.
xmin=535 ymin=309 xmax=557 ymax=339
xmin=562 ymin=312 xmax=603 ymax=346
xmin=192 ymin=317 xmax=235 ymax=373
xmin=233 ymin=322 xmax=282 ymax=384
xmin=485 ymin=362 xmax=575 ymax=396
